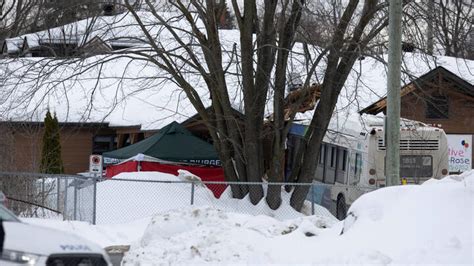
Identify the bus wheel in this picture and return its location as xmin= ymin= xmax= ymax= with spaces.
xmin=336 ymin=196 xmax=347 ymax=220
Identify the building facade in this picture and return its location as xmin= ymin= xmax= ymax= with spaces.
xmin=360 ymin=66 xmax=474 ymax=172
xmin=0 ymin=121 xmax=148 ymax=174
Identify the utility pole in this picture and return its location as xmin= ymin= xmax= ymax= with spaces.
xmin=386 ymin=0 xmax=402 ymax=186
xmin=427 ymin=0 xmax=434 ymax=54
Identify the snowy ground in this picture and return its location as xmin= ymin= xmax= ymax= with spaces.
xmin=25 ymin=171 xmax=474 ymax=265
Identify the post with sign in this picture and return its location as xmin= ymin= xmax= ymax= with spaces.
xmin=89 ymin=155 xmax=103 ymax=224
xmin=89 ymin=155 xmax=103 ymax=176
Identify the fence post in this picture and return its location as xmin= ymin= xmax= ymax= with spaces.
xmin=311 ymin=184 xmax=315 ymax=215
xmin=64 ymin=178 xmax=68 ymax=220
xmin=57 ymin=177 xmax=60 ymax=212
xmin=73 ymin=178 xmax=77 ymax=220
xmin=41 ymin=177 xmax=45 ymax=207
xmin=190 ymin=182 xmax=195 ymax=205
xmin=92 ymin=175 xmax=97 ymax=225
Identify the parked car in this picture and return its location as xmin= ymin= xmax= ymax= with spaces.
xmin=0 ymin=204 xmax=111 ymax=266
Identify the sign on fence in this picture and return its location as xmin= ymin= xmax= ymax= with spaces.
xmin=447 ymin=134 xmax=472 ymax=173
xmin=89 ymin=155 xmax=103 ymax=176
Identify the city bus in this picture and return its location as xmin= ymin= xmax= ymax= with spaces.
xmin=286 ymin=116 xmax=449 ymax=220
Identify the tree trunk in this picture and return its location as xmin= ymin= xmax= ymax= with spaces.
xmin=290 ymin=0 xmax=383 ymax=210
xmin=265 ymin=0 xmax=304 ymax=210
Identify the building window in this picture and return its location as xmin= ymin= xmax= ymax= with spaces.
xmin=93 ymin=135 xmax=115 ymax=154
xmin=426 ymin=93 xmax=449 ymax=119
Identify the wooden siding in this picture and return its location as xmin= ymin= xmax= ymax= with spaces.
xmin=400 ymin=86 xmax=474 ymax=167
xmin=0 ymin=123 xmax=144 ymax=174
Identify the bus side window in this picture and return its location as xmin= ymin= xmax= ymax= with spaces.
xmin=336 ymin=148 xmax=347 ymax=184
xmin=319 ymin=144 xmax=325 ymax=165
xmin=315 ymin=143 xmax=325 ymax=182
xmin=330 ymin=146 xmax=336 ymax=168
xmin=354 ymin=153 xmax=362 ymax=183
xmin=341 ymin=149 xmax=347 ymax=171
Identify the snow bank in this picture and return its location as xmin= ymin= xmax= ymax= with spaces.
xmin=340 ymin=170 xmax=474 ymax=264
xmin=122 ymin=206 xmax=336 ymax=265
xmin=23 ymin=217 xmax=149 ymax=248
xmin=215 ymin=184 xmax=335 ymax=220
xmin=123 ymin=171 xmax=474 ymax=265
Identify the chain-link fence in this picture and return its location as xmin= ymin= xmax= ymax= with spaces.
xmin=0 ymin=172 xmax=95 ymax=222
xmin=0 ymin=172 xmax=374 ymax=224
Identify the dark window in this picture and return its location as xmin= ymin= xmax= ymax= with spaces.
xmin=119 ymin=134 xmax=132 ymax=147
xmin=137 ymin=133 xmax=145 ymax=142
xmin=93 ymin=135 xmax=115 ymax=154
xmin=336 ymin=148 xmax=347 ymax=184
xmin=426 ymin=94 xmax=449 ymax=119
xmin=330 ymin=146 xmax=336 ymax=168
xmin=341 ymin=149 xmax=348 ymax=171
xmin=319 ymin=144 xmax=325 ymax=164
xmin=111 ymin=45 xmax=133 ymax=51
xmin=400 ymin=155 xmax=433 ymax=177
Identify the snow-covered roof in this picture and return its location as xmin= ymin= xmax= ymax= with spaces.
xmin=1 ymin=11 xmax=473 ymax=131
xmin=2 ymin=11 xmax=160 ymax=54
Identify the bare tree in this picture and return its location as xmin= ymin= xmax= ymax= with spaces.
xmin=0 ymin=0 xmax=111 ymax=40
xmin=405 ymin=0 xmax=473 ymax=59
xmin=1 ymin=0 xmax=392 ymax=210
xmin=115 ymin=0 xmax=390 ymax=209
xmin=1 ymin=0 xmax=44 ymax=39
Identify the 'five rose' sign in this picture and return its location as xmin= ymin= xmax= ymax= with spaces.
xmin=447 ymin=135 xmax=472 ymax=173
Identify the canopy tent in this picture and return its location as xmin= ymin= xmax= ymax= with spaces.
xmin=105 ymin=154 xmax=226 ymax=198
xmin=103 ymin=121 xmax=220 ymax=166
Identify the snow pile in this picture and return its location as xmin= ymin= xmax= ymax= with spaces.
xmin=23 ymin=217 xmax=149 ymax=248
xmin=123 ymin=171 xmax=474 ymax=265
xmin=340 ymin=170 xmax=474 ymax=264
xmin=122 ymin=206 xmax=336 ymax=265
xmin=215 ymin=185 xmax=334 ymax=220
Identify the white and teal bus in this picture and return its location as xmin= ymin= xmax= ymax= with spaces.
xmin=287 ymin=117 xmax=449 ymax=220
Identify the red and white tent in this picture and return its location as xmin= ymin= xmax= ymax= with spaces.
xmin=105 ymin=154 xmax=227 ymax=198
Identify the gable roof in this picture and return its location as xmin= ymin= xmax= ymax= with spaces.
xmin=359 ymin=66 xmax=474 ymax=115
xmin=102 ymin=121 xmax=219 ymax=161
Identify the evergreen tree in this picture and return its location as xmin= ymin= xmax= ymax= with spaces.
xmin=40 ymin=111 xmax=64 ymax=174
xmin=216 ymin=1 xmax=235 ymax=29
